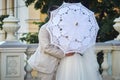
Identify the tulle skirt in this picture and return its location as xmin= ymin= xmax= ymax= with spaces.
xmin=56 ymin=47 xmax=102 ymax=80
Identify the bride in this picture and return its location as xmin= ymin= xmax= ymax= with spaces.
xmin=55 ymin=47 xmax=102 ymax=80
xmin=46 ymin=1 xmax=102 ymax=80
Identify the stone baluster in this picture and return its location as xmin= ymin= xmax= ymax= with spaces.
xmin=101 ymin=50 xmax=109 ymax=77
xmin=24 ymin=50 xmax=33 ymax=80
xmin=24 ymin=44 xmax=38 ymax=80
xmin=107 ymin=50 xmax=112 ymax=75
xmin=112 ymin=45 xmax=120 ymax=80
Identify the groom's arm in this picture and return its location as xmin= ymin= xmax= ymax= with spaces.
xmin=39 ymin=25 xmax=65 ymax=59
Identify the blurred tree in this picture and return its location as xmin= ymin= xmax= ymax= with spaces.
xmin=24 ymin=0 xmax=120 ymax=42
xmin=89 ymin=0 xmax=120 ymax=42
xmin=20 ymin=32 xmax=39 ymax=44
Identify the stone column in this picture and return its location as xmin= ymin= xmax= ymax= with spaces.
xmin=9 ymin=0 xmax=14 ymax=15
xmin=2 ymin=0 xmax=7 ymax=15
xmin=6 ymin=0 xmax=14 ymax=15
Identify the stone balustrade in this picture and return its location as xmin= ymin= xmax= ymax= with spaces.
xmin=0 ymin=41 xmax=120 ymax=80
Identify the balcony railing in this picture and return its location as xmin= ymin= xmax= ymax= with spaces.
xmin=0 ymin=41 xmax=120 ymax=80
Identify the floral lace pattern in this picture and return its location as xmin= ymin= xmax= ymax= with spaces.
xmin=46 ymin=2 xmax=99 ymax=54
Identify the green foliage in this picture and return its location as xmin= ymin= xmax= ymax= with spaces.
xmin=20 ymin=32 xmax=38 ymax=44
xmin=24 ymin=0 xmax=120 ymax=42
xmin=24 ymin=0 xmax=91 ymax=13
xmin=25 ymin=0 xmax=63 ymax=13
xmin=89 ymin=0 xmax=120 ymax=42
xmin=0 ymin=15 xmax=9 ymax=30
xmin=25 ymin=0 xmax=35 ymax=7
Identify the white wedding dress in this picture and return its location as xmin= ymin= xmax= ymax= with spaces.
xmin=56 ymin=46 xmax=102 ymax=80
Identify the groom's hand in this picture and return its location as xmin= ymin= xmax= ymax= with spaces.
xmin=65 ymin=52 xmax=75 ymax=56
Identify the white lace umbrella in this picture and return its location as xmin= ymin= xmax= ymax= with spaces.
xmin=46 ymin=2 xmax=99 ymax=54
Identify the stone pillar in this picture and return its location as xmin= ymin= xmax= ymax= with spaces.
xmin=0 ymin=45 xmax=27 ymax=80
xmin=0 ymin=8 xmax=26 ymax=80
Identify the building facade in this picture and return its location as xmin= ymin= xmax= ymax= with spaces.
xmin=0 ymin=0 xmax=41 ymax=38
